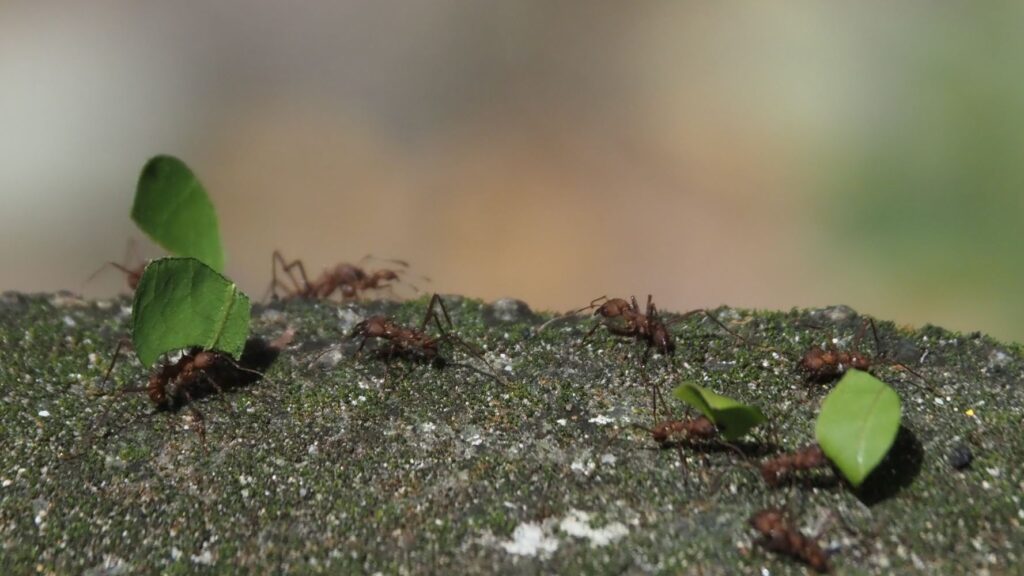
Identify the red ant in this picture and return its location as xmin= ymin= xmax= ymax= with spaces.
xmin=749 ymin=508 xmax=831 ymax=573
xmin=797 ymin=317 xmax=936 ymax=394
xmin=345 ymin=294 xmax=505 ymax=383
xmin=266 ymin=250 xmax=415 ymax=302
xmin=85 ymin=239 xmax=147 ymax=292
xmin=350 ymin=295 xmax=450 ymax=363
xmin=759 ymin=444 xmax=830 ymax=486
xmin=89 ymin=331 xmax=291 ymax=444
xmin=579 ymin=295 xmax=675 ymax=357
xmin=798 ymin=319 xmax=878 ymax=383
xmin=634 ymin=416 xmax=717 ymax=445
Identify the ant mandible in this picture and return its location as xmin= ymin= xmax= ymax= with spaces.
xmin=266 ymin=250 xmax=413 ymax=302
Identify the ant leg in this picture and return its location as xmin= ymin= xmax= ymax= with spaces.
xmin=577 ymin=322 xmax=606 ymax=348
xmin=422 ymin=293 xmax=454 ymax=332
xmin=358 ymin=254 xmax=410 ymax=269
xmin=181 ymin=390 xmax=207 ymax=446
xmin=267 ymin=251 xmax=313 ymax=301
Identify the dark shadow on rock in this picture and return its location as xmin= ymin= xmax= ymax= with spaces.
xmin=855 ymin=425 xmax=924 ymax=506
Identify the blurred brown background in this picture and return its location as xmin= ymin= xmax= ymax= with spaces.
xmin=3 ymin=2 xmax=1023 ymax=342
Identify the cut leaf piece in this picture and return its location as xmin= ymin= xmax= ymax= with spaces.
xmin=672 ymin=382 xmax=766 ymax=441
xmin=131 ymin=155 xmax=225 ymax=272
xmin=131 ymin=257 xmax=250 ymax=367
xmin=815 ymin=369 xmax=901 ymax=488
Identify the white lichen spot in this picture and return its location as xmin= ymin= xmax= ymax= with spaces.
xmin=62 ymin=316 xmax=77 ymax=328
xmin=556 ymin=418 xmax=567 ymax=426
xmin=571 ymin=459 xmax=595 ymax=476
xmin=170 ymin=547 xmax=183 ymax=561
xmin=500 ymin=522 xmax=559 ymax=558
xmin=1 ymin=479 xmax=11 ymax=488
xmin=191 ymin=550 xmax=214 ymax=565
xmin=37 ymin=410 xmax=50 ymax=418
xmin=588 ymin=415 xmax=614 ymax=426
xmin=987 ymin=467 xmax=1001 ymax=478
xmin=421 ymin=422 xmax=437 ymax=433
xmin=600 ymin=454 xmax=617 ymax=466
xmin=558 ymin=509 xmax=628 ymax=547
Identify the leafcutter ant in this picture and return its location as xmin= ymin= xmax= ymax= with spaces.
xmin=759 ymin=444 xmax=831 ymax=486
xmin=344 ymin=294 xmax=505 ymax=384
xmin=266 ymin=250 xmax=416 ymax=302
xmin=634 ymin=416 xmax=718 ymax=445
xmin=749 ymin=508 xmax=831 ymax=573
xmin=88 ymin=330 xmax=292 ymax=444
xmin=797 ymin=317 xmax=937 ymax=394
xmin=579 ymin=295 xmax=675 ymax=357
xmin=85 ymin=239 xmax=147 ymax=292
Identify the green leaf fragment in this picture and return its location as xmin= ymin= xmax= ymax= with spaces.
xmin=131 ymin=257 xmax=250 ymax=367
xmin=131 ymin=155 xmax=225 ymax=272
xmin=672 ymin=382 xmax=766 ymax=441
xmin=815 ymin=369 xmax=901 ymax=488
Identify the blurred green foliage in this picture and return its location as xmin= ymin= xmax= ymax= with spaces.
xmin=825 ymin=2 xmax=1024 ymax=341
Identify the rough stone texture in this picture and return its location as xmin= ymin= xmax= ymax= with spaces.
xmin=1 ymin=292 xmax=1022 ymax=574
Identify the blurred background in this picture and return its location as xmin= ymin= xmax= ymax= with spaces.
xmin=2 ymin=2 xmax=1023 ymax=342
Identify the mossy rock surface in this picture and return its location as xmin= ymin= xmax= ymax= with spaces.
xmin=1 ymin=292 xmax=1021 ymax=574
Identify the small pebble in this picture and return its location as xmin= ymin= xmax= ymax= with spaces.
xmin=949 ymin=444 xmax=973 ymax=470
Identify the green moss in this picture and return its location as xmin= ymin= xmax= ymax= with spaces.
xmin=0 ymin=294 xmax=1022 ymax=574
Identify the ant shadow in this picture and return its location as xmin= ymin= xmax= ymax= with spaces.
xmin=855 ymin=425 xmax=924 ymax=506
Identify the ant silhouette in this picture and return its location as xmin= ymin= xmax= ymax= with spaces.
xmin=265 ymin=250 xmax=418 ymax=302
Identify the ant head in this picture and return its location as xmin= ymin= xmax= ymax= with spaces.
xmin=595 ymin=298 xmax=631 ymax=318
xmin=749 ymin=508 xmax=784 ymax=532
xmin=146 ymin=372 xmax=169 ymax=407
xmin=799 ymin=348 xmax=826 ymax=371
xmin=193 ymin=351 xmax=218 ymax=370
xmin=849 ymin=354 xmax=872 ymax=370
xmin=373 ymin=269 xmax=401 ymax=282
xmin=351 ymin=316 xmax=387 ymax=338
xmin=331 ymin=263 xmax=367 ymax=282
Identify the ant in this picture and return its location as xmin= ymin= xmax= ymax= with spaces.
xmin=759 ymin=444 xmax=830 ymax=486
xmin=85 ymin=239 xmax=147 ymax=292
xmin=798 ymin=319 xmax=878 ymax=383
xmin=580 ymin=295 xmax=675 ymax=357
xmin=634 ymin=416 xmax=717 ymax=445
xmin=89 ymin=332 xmax=290 ymax=444
xmin=345 ymin=294 xmax=505 ymax=383
xmin=266 ymin=250 xmax=414 ymax=302
xmin=749 ymin=508 xmax=831 ymax=573
xmin=796 ymin=317 xmax=937 ymax=394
